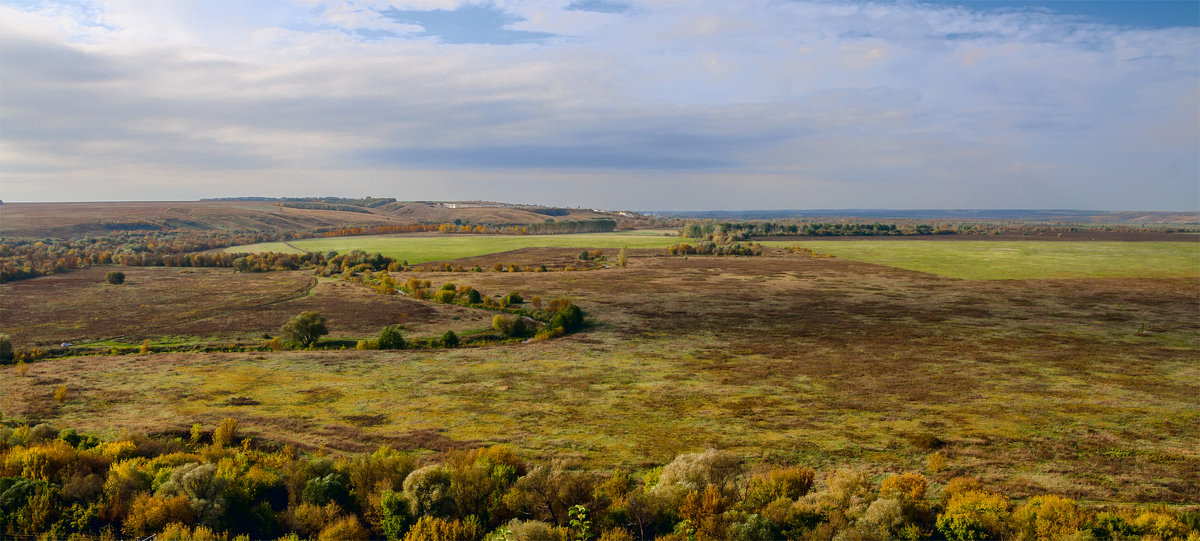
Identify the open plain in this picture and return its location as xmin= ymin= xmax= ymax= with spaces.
xmin=3 ymin=242 xmax=1197 ymax=504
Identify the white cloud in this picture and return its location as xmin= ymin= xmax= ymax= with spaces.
xmin=0 ymin=0 xmax=1196 ymax=209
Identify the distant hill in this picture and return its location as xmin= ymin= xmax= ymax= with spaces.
xmin=649 ymin=209 xmax=1200 ymax=224
xmin=0 ymin=200 xmax=646 ymax=239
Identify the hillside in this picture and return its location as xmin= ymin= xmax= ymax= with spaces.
xmin=0 ymin=200 xmax=646 ymax=239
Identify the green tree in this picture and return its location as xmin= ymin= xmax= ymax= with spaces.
xmin=378 ymin=325 xmax=406 ymax=350
xmin=281 ymin=311 xmax=328 ymax=347
xmin=0 ymin=333 xmax=12 ymax=362
xmin=442 ymin=330 xmax=459 ymax=348
xmin=467 ymin=289 xmax=483 ymax=304
xmin=105 ymin=271 xmax=125 ymax=284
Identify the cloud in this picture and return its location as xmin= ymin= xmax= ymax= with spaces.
xmin=0 ymin=1 xmax=1196 ymax=210
xmin=379 ymin=3 xmax=557 ymax=44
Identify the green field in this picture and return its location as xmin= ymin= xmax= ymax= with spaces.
xmin=227 ymin=231 xmax=682 ymax=263
xmin=764 ymin=240 xmax=1200 ymax=280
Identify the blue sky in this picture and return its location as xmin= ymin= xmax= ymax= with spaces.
xmin=0 ymin=0 xmax=1196 ymax=210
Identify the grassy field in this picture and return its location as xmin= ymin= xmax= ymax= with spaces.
xmin=3 ymin=250 xmax=1197 ymax=503
xmin=227 ymin=231 xmax=682 ymax=264
xmin=764 ymin=240 xmax=1200 ymax=280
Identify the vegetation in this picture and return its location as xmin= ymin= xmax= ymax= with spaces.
xmin=0 ymin=423 xmax=1194 ymax=540
xmin=104 ymin=271 xmax=125 ymax=284
xmin=378 ymin=325 xmax=406 ymax=350
xmin=280 ymin=312 xmax=329 ymax=347
xmin=762 ymin=240 xmax=1200 ymax=280
xmin=227 ymin=232 xmax=682 ymax=266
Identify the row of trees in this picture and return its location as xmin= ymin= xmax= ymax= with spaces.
xmin=667 ymin=242 xmax=763 ymax=257
xmin=0 ymin=423 xmax=1194 ymax=540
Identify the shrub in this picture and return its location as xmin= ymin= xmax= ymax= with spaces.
xmin=404 ymin=465 xmax=456 ymax=518
xmin=303 ymin=472 xmax=352 ymax=509
xmin=441 ymin=330 xmax=459 ymax=348
xmin=381 ymin=490 xmax=415 ymax=540
xmin=657 ymin=449 xmax=743 ymax=492
xmin=0 ymin=334 xmax=12 ymax=362
xmin=467 ymin=289 xmax=483 ymax=304
xmin=402 ymin=516 xmax=481 ymax=541
xmin=743 ymin=465 xmax=815 ymax=508
xmin=550 ymin=304 xmax=584 ymax=332
xmin=1009 ymin=495 xmax=1085 ymax=541
xmin=881 ymin=472 xmax=928 ymax=502
xmin=212 ymin=417 xmax=238 ymax=447
xmin=318 ymin=516 xmax=370 ymax=541
xmin=440 ymin=283 xmax=456 ymax=291
xmin=492 ymin=315 xmax=529 ymax=338
xmin=105 ymin=271 xmax=125 ymax=284
xmin=378 ymin=325 xmax=406 ymax=350
xmin=281 ymin=311 xmax=328 ymax=347
xmin=434 ymin=289 xmax=457 ymax=303
xmin=936 ymin=491 xmax=1009 ymax=541
xmin=502 ymin=291 xmax=523 ymax=305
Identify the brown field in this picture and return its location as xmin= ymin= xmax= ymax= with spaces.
xmin=0 ymin=200 xmax=628 ymax=239
xmin=755 ymin=231 xmax=1197 ymax=242
xmin=2 ymin=249 xmax=1197 ymax=503
xmin=0 ymin=266 xmax=493 ymax=346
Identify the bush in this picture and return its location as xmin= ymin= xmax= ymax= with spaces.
xmin=492 ymin=315 xmax=529 ymax=338
xmin=303 ymin=472 xmax=353 ymax=509
xmin=281 ymin=311 xmax=328 ymax=347
xmin=550 ymin=304 xmax=584 ymax=332
xmin=467 ymin=289 xmax=483 ymax=304
xmin=381 ymin=490 xmax=415 ymax=540
xmin=1009 ymin=495 xmax=1084 ymax=541
xmin=502 ymin=291 xmax=523 ymax=305
xmin=378 ymin=325 xmax=406 ymax=350
xmin=318 ymin=516 xmax=370 ymax=541
xmin=433 ymin=289 xmax=457 ymax=303
xmin=441 ymin=330 xmax=459 ymax=348
xmin=0 ymin=334 xmax=11 ymax=362
xmin=105 ymin=271 xmax=125 ymax=284
xmin=937 ymin=491 xmax=1009 ymax=541
xmin=657 ymin=449 xmax=743 ymax=492
xmin=743 ymin=465 xmax=815 ymax=508
xmin=212 ymin=417 xmax=238 ymax=447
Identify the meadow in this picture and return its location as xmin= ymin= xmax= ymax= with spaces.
xmin=3 ymin=244 xmax=1197 ymax=506
xmin=227 ymin=230 xmax=683 ymax=264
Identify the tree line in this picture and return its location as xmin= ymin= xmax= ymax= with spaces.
xmin=0 ymin=421 xmax=1194 ymax=540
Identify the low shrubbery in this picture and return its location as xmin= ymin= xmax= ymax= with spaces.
xmin=0 ymin=423 xmax=1194 ymax=540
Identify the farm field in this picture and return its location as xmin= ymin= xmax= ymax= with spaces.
xmin=769 ymin=240 xmax=1200 ymax=280
xmin=3 ymin=246 xmax=1198 ymax=504
xmin=0 ymin=266 xmax=495 ymax=347
xmin=227 ymin=230 xmax=682 ymax=264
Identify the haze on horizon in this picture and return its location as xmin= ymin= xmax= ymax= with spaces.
xmin=0 ymin=0 xmax=1197 ymax=211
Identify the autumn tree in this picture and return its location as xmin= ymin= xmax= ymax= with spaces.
xmin=281 ymin=311 xmax=328 ymax=347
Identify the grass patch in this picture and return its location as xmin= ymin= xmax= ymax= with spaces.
xmin=761 ymin=240 xmax=1200 ymax=279
xmin=227 ymin=231 xmax=681 ymax=264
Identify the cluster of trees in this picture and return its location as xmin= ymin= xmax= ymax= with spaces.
xmin=525 ymin=219 xmax=617 ymax=235
xmin=1 ymin=424 xmax=1195 ymax=541
xmin=0 ymin=230 xmax=297 ymax=282
xmin=667 ymin=242 xmax=763 ymax=257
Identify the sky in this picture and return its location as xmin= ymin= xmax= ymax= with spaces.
xmin=0 ymin=0 xmax=1197 ymax=210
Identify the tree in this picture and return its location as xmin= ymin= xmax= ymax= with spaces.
xmin=467 ymin=289 xmax=483 ymax=304
xmin=105 ymin=271 xmax=125 ymax=284
xmin=281 ymin=311 xmax=328 ymax=347
xmin=378 ymin=325 xmax=406 ymax=350
xmin=0 ymin=333 xmax=12 ymax=362
xmin=441 ymin=330 xmax=459 ymax=348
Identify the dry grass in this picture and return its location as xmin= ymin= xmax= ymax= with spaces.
xmin=1 ymin=249 xmax=1197 ymax=504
